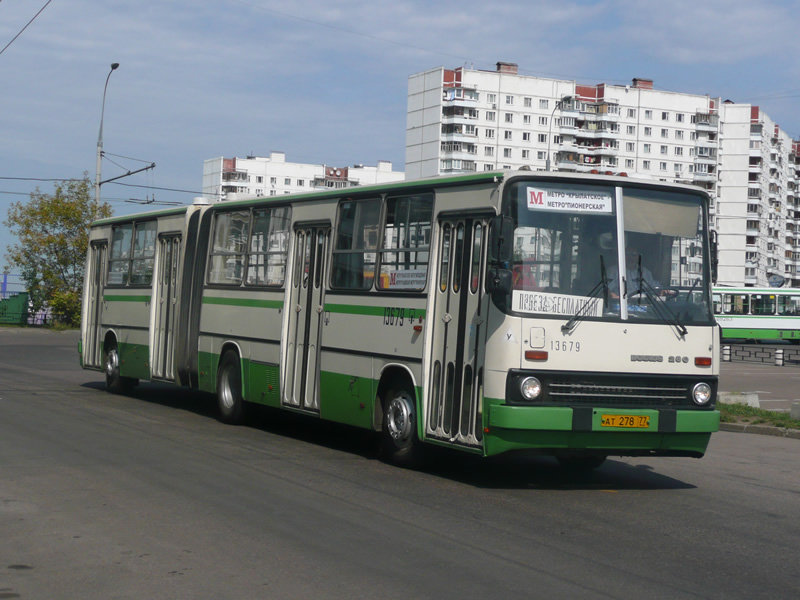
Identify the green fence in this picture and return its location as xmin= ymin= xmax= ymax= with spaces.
xmin=0 ymin=292 xmax=29 ymax=325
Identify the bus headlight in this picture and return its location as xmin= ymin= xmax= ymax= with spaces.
xmin=520 ymin=377 xmax=542 ymax=401
xmin=692 ymin=382 xmax=712 ymax=406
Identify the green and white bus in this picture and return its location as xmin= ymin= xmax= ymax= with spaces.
xmin=713 ymin=287 xmax=800 ymax=343
xmin=80 ymin=170 xmax=720 ymax=470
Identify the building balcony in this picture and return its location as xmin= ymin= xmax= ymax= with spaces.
xmin=574 ymin=127 xmax=619 ymax=139
xmin=693 ymin=171 xmax=716 ymax=182
xmin=694 ymin=155 xmax=717 ymax=165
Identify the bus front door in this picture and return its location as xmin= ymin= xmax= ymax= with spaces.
xmin=83 ymin=241 xmax=108 ymax=369
xmin=151 ymin=234 xmax=181 ymax=381
xmin=427 ymin=216 xmax=489 ymax=448
xmin=284 ymin=225 xmax=330 ymax=412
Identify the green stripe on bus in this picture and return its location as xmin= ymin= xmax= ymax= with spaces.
xmin=203 ymin=296 xmax=284 ymax=309
xmin=104 ymin=295 xmax=150 ymax=302
xmin=324 ymin=303 xmax=427 ymax=318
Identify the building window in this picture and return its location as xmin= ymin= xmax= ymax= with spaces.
xmin=505 ymin=95 xmax=514 ymax=105
xmin=627 ymin=125 xmax=636 ymax=135
xmin=486 ymin=111 xmax=496 ymax=121
xmin=523 ymin=115 xmax=531 ymax=124
xmin=676 ymin=113 xmax=684 ymax=123
xmin=284 ymin=178 xmax=291 ymax=185
xmin=505 ymin=113 xmax=513 ymax=123
xmin=625 ymin=142 xmax=635 ymax=152
xmin=661 ymin=129 xmax=669 ymax=138
xmin=522 ymin=132 xmax=531 ymax=141
xmin=644 ymin=127 xmax=652 ymax=136
xmin=484 ymin=146 xmax=494 ymax=157
xmin=643 ymin=143 xmax=651 ymax=153
xmin=675 ymin=130 xmax=684 ymax=140
xmin=538 ymin=134 xmax=547 ymax=143
xmin=627 ymin=108 xmax=636 ymax=118
xmin=660 ymin=162 xmax=667 ymax=171
xmin=522 ymin=149 xmax=530 ymax=159
xmin=539 ymin=99 xmax=549 ymax=109
xmin=643 ymin=160 xmax=651 ymax=169
xmin=539 ymin=116 xmax=548 ymax=126
xmin=674 ymin=163 xmax=682 ymax=172
xmin=537 ymin=151 xmax=546 ymax=160
xmin=503 ymin=148 xmax=512 ymax=158
xmin=297 ymin=179 xmax=304 ymax=186
xmin=662 ymin=111 xmax=669 ymax=121
xmin=625 ymin=159 xmax=634 ymax=168
xmin=270 ymin=177 xmax=277 ymax=185
xmin=675 ymin=147 xmax=684 ymax=156
xmin=486 ymin=93 xmax=496 ymax=104
xmin=485 ymin=129 xmax=495 ymax=139
xmin=660 ymin=145 xmax=668 ymax=155
xmin=645 ymin=110 xmax=653 ymax=119
xmin=524 ymin=97 xmax=532 ymax=107
xmin=504 ymin=130 xmax=512 ymax=140
xmin=256 ymin=176 xmax=263 ymax=183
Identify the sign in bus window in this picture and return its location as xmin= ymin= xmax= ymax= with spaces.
xmin=378 ymin=194 xmax=432 ymax=291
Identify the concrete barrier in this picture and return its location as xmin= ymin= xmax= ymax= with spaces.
xmin=717 ymin=392 xmax=760 ymax=408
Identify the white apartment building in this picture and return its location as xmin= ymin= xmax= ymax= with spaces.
xmin=406 ymin=62 xmax=800 ymax=288
xmin=203 ymin=152 xmax=404 ymax=201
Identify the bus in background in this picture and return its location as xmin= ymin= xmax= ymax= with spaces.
xmin=713 ymin=287 xmax=800 ymax=343
xmin=80 ymin=171 xmax=719 ymax=471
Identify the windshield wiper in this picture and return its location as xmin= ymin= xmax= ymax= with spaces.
xmin=561 ymin=256 xmax=610 ymax=334
xmin=636 ymin=276 xmax=689 ymax=338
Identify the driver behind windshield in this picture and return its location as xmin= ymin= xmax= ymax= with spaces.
xmin=607 ymin=246 xmax=661 ymax=298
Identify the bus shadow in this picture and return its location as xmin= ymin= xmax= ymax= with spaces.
xmin=79 ymin=380 xmax=695 ymax=490
xmin=419 ymin=448 xmax=696 ymax=491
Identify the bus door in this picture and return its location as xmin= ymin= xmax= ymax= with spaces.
xmin=427 ymin=216 xmax=489 ymax=448
xmin=284 ymin=225 xmax=330 ymax=412
xmin=151 ymin=234 xmax=182 ymax=381
xmin=83 ymin=240 xmax=108 ymax=369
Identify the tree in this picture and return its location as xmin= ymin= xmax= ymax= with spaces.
xmin=4 ymin=175 xmax=112 ymax=326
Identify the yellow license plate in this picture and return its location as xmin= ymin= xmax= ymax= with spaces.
xmin=601 ymin=414 xmax=650 ymax=428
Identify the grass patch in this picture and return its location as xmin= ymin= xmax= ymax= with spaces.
xmin=719 ymin=402 xmax=800 ymax=430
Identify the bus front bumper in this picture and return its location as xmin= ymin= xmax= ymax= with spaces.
xmin=483 ymin=402 xmax=719 ymax=458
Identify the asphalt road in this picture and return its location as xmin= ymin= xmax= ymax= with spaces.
xmin=1 ymin=328 xmax=798 ymax=599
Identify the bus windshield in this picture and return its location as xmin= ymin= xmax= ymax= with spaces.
xmin=499 ymin=180 xmax=714 ymax=325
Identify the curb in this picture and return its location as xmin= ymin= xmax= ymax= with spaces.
xmin=720 ymin=422 xmax=800 ymax=439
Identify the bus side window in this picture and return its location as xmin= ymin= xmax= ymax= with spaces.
xmin=723 ymin=294 xmax=748 ymax=315
xmin=331 ymin=198 xmax=381 ymax=290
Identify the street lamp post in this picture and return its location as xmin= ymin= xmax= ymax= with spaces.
xmin=545 ymin=94 xmax=573 ymax=171
xmin=95 ymin=62 xmax=120 ymax=203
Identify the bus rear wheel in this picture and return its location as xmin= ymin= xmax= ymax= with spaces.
xmin=104 ymin=342 xmax=136 ymax=394
xmin=380 ymin=384 xmax=423 ymax=468
xmin=217 ymin=351 xmax=246 ymax=424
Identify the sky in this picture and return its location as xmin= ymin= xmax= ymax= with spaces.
xmin=1 ymin=0 xmax=799 ymax=283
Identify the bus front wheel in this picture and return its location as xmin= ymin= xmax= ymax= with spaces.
xmin=217 ymin=351 xmax=246 ymax=424
xmin=380 ymin=384 xmax=423 ymax=468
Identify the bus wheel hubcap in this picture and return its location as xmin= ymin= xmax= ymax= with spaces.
xmin=105 ymin=349 xmax=118 ymax=377
xmin=387 ymin=393 xmax=413 ymax=443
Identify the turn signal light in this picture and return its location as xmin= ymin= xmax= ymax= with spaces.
xmin=695 ymin=357 xmax=712 ymax=367
xmin=525 ymin=350 xmax=548 ymax=361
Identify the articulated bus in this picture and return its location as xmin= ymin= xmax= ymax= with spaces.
xmin=80 ymin=170 xmax=720 ymax=470
xmin=713 ymin=287 xmax=800 ymax=343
